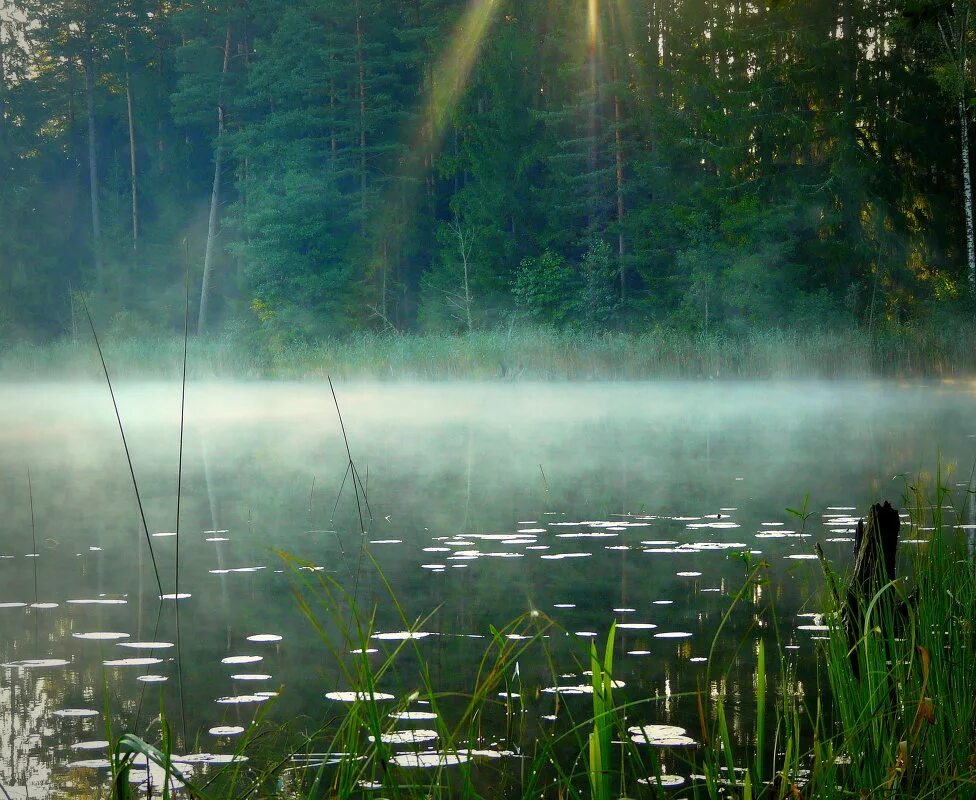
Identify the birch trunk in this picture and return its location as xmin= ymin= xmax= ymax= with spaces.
xmin=585 ymin=3 xmax=598 ymax=231
xmin=960 ymin=92 xmax=976 ymax=292
xmin=198 ymin=23 xmax=232 ymax=336
xmin=0 ymin=20 xmax=7 ymax=148
xmin=940 ymin=4 xmax=975 ymax=292
xmin=84 ymin=45 xmax=103 ymax=284
xmin=154 ymin=0 xmax=166 ymax=173
xmin=450 ymin=218 xmax=473 ymax=334
xmin=329 ymin=52 xmax=337 ymax=155
xmin=380 ymin=240 xmax=388 ymax=323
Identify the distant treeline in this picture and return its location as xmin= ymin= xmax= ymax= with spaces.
xmin=1 ymin=0 xmax=975 ymax=343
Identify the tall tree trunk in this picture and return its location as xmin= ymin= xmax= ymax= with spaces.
xmin=460 ymin=231 xmax=472 ymax=335
xmin=329 ymin=51 xmax=337 ymax=155
xmin=197 ymin=22 xmax=231 ymax=336
xmin=381 ymin=239 xmax=388 ymax=323
xmin=453 ymin=125 xmax=459 ymax=194
xmin=841 ymin=0 xmax=863 ymax=276
xmin=237 ymin=26 xmax=250 ymax=286
xmin=938 ymin=4 xmax=975 ymax=291
xmin=647 ymin=0 xmax=658 ymax=99
xmin=419 ymin=1 xmax=434 ymax=211
xmin=155 ymin=0 xmax=167 ymax=173
xmin=661 ymin=14 xmax=670 ymax=105
xmin=84 ymin=44 xmax=103 ymax=284
xmin=0 ymin=20 xmax=7 ymax=148
xmin=198 ymin=23 xmax=232 ymax=335
xmin=613 ymin=63 xmax=625 ymax=301
xmin=959 ymin=91 xmax=976 ymax=292
xmin=355 ymin=0 xmax=367 ymax=229
xmin=125 ymin=46 xmax=139 ymax=256
xmin=586 ymin=0 xmax=599 ymax=231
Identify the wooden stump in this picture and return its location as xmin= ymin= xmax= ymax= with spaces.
xmin=842 ymin=500 xmax=900 ymax=677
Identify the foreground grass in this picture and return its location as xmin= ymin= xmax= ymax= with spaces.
xmin=106 ymin=475 xmax=976 ymax=800
xmin=5 ymin=323 xmax=976 ymax=380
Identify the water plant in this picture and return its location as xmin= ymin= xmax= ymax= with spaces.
xmin=8 ymin=458 xmax=962 ymax=800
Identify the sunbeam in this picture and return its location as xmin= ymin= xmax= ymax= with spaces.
xmin=360 ymin=0 xmax=503 ymax=317
xmin=423 ymin=0 xmax=502 ymax=153
xmin=587 ymin=0 xmax=600 ymax=51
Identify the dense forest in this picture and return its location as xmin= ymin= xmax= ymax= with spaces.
xmin=1 ymin=0 xmax=975 ymax=344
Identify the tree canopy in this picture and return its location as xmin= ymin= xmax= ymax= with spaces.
xmin=0 ymin=0 xmax=974 ymax=342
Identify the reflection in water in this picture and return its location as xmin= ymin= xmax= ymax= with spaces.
xmin=0 ymin=380 xmax=973 ymax=794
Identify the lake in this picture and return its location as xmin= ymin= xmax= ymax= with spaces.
xmin=1 ymin=380 xmax=973 ymax=796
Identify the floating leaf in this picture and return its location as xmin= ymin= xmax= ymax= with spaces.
xmin=389 ymin=752 xmax=469 ymax=768
xmin=325 ymin=691 xmax=395 ymax=702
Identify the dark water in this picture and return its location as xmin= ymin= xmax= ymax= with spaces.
xmin=1 ymin=380 xmax=973 ymax=796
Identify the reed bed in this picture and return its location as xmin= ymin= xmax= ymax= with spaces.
xmin=5 ymin=325 xmax=976 ymax=381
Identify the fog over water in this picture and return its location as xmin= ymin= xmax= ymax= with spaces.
xmin=1 ymin=380 xmax=974 ymax=794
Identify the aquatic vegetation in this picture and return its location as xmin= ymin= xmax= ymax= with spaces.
xmin=277 ymin=486 xmax=971 ymax=799
xmin=6 ymin=474 xmax=973 ymax=799
xmin=685 ymin=479 xmax=976 ymax=800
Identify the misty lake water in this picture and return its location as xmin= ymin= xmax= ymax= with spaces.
xmin=2 ymin=379 xmax=975 ymax=795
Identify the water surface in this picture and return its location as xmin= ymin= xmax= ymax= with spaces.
xmin=1 ymin=380 xmax=973 ymax=795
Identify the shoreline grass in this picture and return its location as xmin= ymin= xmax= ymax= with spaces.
xmin=5 ymin=324 xmax=976 ymax=381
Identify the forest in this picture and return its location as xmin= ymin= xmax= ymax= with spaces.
xmin=1 ymin=0 xmax=975 ymax=347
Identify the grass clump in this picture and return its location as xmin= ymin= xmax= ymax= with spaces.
xmin=272 ymin=550 xmax=640 ymax=800
xmin=811 ymin=478 xmax=976 ymax=797
xmin=692 ymin=476 xmax=976 ymax=799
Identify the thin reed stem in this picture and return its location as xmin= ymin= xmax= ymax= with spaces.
xmin=27 ymin=467 xmax=38 ymax=656
xmin=174 ymin=237 xmax=190 ymax=749
xmin=133 ymin=602 xmax=165 ymax=734
xmin=81 ymin=297 xmax=163 ymax=596
xmin=327 ymin=377 xmax=369 ymax=600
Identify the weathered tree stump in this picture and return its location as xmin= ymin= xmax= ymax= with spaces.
xmin=842 ymin=501 xmax=900 ymax=677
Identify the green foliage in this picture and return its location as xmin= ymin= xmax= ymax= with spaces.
xmin=94 ymin=470 xmax=974 ymax=800
xmin=689 ymin=476 xmax=976 ymax=800
xmin=587 ymin=624 xmax=617 ymax=800
xmin=805 ymin=476 xmax=976 ymax=798
xmin=512 ymin=251 xmax=579 ymax=326
xmin=578 ymin=239 xmax=619 ymax=330
xmin=1 ymin=0 xmax=974 ymax=340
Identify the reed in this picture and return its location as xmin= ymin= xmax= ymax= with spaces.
xmin=812 ymin=475 xmax=976 ymax=797
xmin=7 ymin=324 xmax=976 ymax=381
xmin=689 ymin=474 xmax=976 ymax=799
